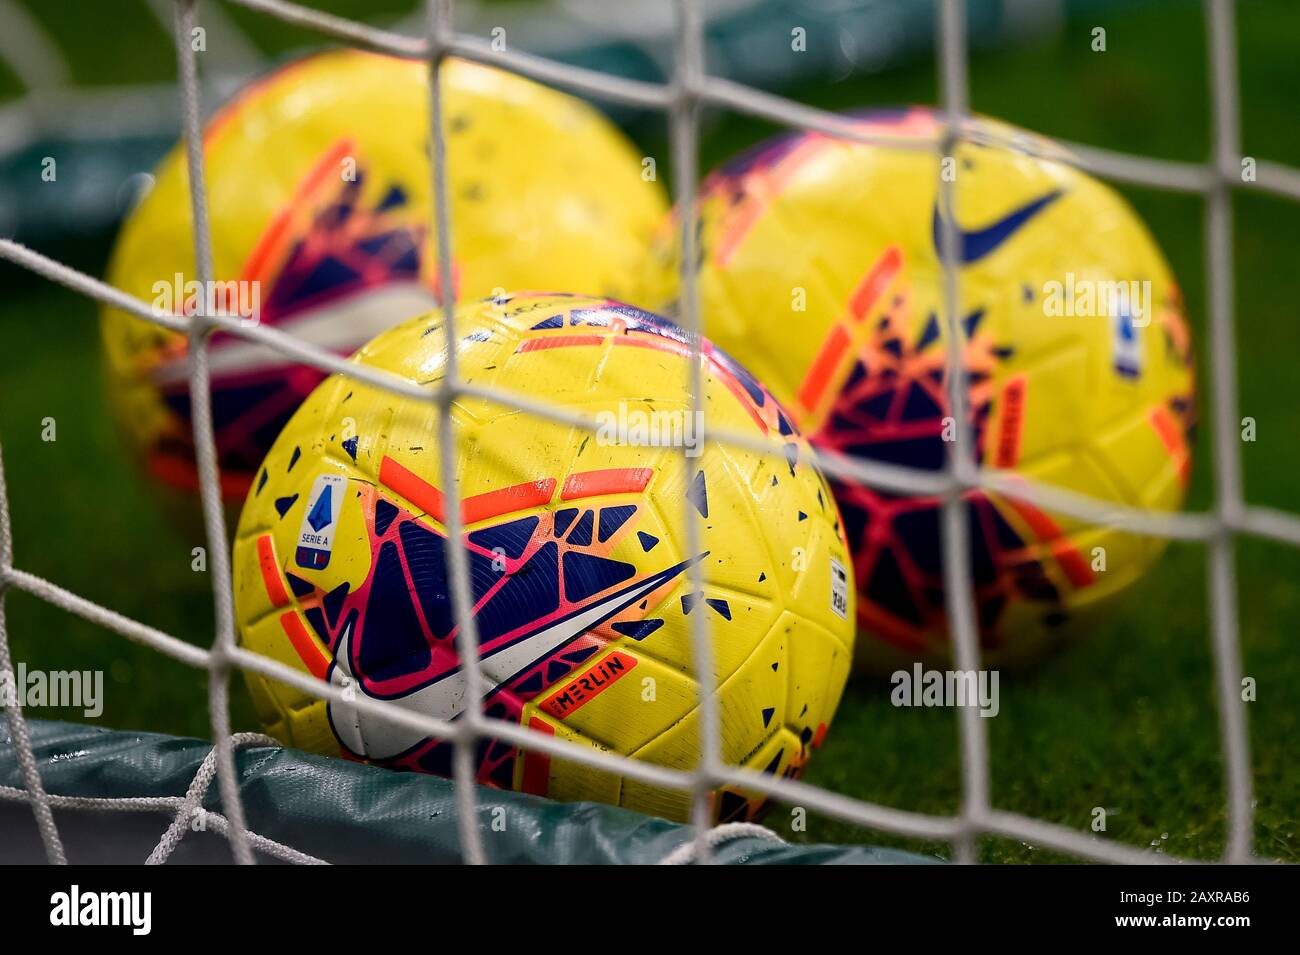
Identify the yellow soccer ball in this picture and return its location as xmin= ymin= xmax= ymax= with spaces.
xmin=102 ymin=49 xmax=667 ymax=503
xmin=644 ymin=108 xmax=1195 ymax=667
xmin=232 ymin=292 xmax=854 ymax=823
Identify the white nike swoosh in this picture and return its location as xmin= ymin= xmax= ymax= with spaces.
xmin=150 ymin=283 xmax=440 ymax=386
xmin=326 ymin=557 xmax=697 ymax=761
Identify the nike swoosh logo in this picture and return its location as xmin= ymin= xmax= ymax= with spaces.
xmin=931 ymin=189 xmax=1062 ymax=264
xmin=326 ymin=554 xmax=703 ymax=760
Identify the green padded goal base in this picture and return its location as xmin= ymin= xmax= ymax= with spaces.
xmin=0 ymin=719 xmax=936 ymax=864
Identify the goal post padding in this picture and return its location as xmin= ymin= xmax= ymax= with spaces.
xmin=0 ymin=719 xmax=936 ymax=864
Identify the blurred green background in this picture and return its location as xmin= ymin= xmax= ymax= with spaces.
xmin=0 ymin=0 xmax=1296 ymax=862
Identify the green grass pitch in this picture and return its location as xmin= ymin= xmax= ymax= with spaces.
xmin=0 ymin=0 xmax=1297 ymax=862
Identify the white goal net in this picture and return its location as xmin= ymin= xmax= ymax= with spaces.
xmin=2 ymin=0 xmax=1299 ymax=865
